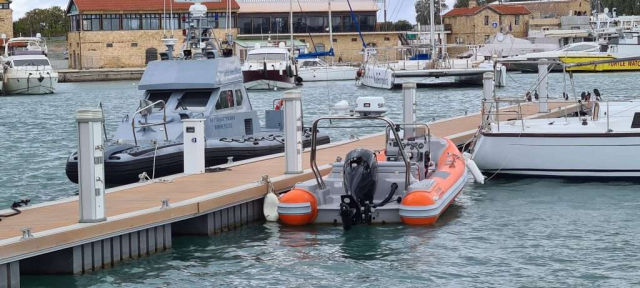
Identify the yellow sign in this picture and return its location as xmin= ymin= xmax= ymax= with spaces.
xmin=560 ymin=56 xmax=640 ymax=72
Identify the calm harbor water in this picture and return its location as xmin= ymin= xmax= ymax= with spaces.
xmin=2 ymin=72 xmax=640 ymax=287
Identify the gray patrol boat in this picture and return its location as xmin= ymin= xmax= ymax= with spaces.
xmin=65 ymin=3 xmax=329 ymax=185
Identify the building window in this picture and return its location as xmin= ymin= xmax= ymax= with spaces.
xmin=142 ymin=14 xmax=161 ymax=30
xmin=306 ymin=16 xmax=325 ymax=33
xmin=238 ymin=17 xmax=252 ymax=34
xmin=123 ymin=14 xmax=141 ymax=30
xmin=102 ymin=14 xmax=121 ymax=31
xmin=271 ymin=17 xmax=289 ymax=34
xmin=163 ymin=13 xmax=181 ymax=30
xmin=343 ymin=16 xmax=353 ymax=32
xmin=0 ymin=3 xmax=10 ymax=9
xmin=70 ymin=15 xmax=80 ymax=32
xmin=131 ymin=43 xmax=138 ymax=47
xmin=293 ymin=16 xmax=306 ymax=33
xmin=359 ymin=15 xmax=376 ymax=32
xmin=484 ymin=16 xmax=489 ymax=26
xmin=333 ymin=38 xmax=337 ymax=43
xmin=206 ymin=12 xmax=219 ymax=28
xmin=484 ymin=35 xmax=490 ymax=42
xmin=253 ymin=17 xmax=270 ymax=34
xmin=351 ymin=38 xmax=357 ymax=42
xmin=219 ymin=13 xmax=236 ymax=29
xmin=515 ymin=15 xmax=520 ymax=25
xmin=82 ymin=15 xmax=100 ymax=31
xmin=384 ymin=37 xmax=390 ymax=41
xmin=106 ymin=43 xmax=113 ymax=48
xmin=331 ymin=16 xmax=342 ymax=32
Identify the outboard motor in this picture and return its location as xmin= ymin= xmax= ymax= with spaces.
xmin=339 ymin=149 xmax=378 ymax=230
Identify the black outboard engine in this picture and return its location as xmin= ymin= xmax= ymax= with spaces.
xmin=339 ymin=149 xmax=378 ymax=230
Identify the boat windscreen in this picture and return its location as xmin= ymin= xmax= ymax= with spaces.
xmin=146 ymin=92 xmax=172 ymax=110
xmin=177 ymin=91 xmax=213 ymax=111
xmin=246 ymin=53 xmax=287 ymax=62
xmin=13 ymin=59 xmax=50 ymax=66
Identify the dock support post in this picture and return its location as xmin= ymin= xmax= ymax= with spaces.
xmin=482 ymin=72 xmax=496 ymax=125
xmin=283 ymin=90 xmax=303 ymax=174
xmin=183 ymin=119 xmax=206 ymax=174
xmin=76 ymin=109 xmax=106 ymax=223
xmin=402 ymin=82 xmax=417 ymax=139
xmin=0 ymin=262 xmax=19 ymax=288
xmin=538 ymin=59 xmax=549 ymax=113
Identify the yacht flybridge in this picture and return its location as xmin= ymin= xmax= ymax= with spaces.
xmin=65 ymin=0 xmax=329 ymax=185
xmin=0 ymin=34 xmax=58 ymax=95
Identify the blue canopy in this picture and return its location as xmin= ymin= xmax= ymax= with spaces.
xmin=297 ymin=48 xmax=335 ymax=59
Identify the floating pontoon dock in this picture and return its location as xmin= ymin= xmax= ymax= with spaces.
xmin=0 ymin=100 xmax=575 ymax=287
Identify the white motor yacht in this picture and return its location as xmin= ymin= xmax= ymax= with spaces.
xmin=1 ymin=35 xmax=58 ymax=95
xmin=241 ymin=44 xmax=297 ymax=90
xmin=506 ymin=42 xmax=601 ymax=73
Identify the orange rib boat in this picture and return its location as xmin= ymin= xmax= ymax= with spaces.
xmin=277 ymin=97 xmax=468 ymax=230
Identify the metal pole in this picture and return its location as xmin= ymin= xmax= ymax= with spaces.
xmin=76 ymin=109 xmax=106 ymax=223
xmin=290 ymin=0 xmax=294 ymax=55
xmin=538 ymin=59 xmax=549 ymax=113
xmin=430 ymin=0 xmax=436 ymax=59
xmin=283 ymin=90 xmax=303 ymax=174
xmin=402 ymin=82 xmax=417 ymax=139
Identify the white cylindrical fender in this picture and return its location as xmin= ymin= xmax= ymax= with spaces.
xmin=463 ymin=152 xmax=484 ymax=185
xmin=263 ymin=191 xmax=280 ymax=222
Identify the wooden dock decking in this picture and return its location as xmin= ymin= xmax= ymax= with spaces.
xmin=0 ymin=101 xmax=574 ymax=263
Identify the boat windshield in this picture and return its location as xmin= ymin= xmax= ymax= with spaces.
xmin=246 ymin=53 xmax=287 ymax=62
xmin=559 ymin=44 xmax=597 ymax=52
xmin=300 ymin=59 xmax=327 ymax=68
xmin=13 ymin=59 xmax=50 ymax=66
xmin=146 ymin=92 xmax=172 ymax=110
xmin=176 ymin=91 xmax=214 ymax=111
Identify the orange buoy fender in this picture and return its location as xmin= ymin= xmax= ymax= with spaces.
xmin=277 ymin=188 xmax=318 ymax=226
xmin=400 ymin=191 xmax=438 ymax=225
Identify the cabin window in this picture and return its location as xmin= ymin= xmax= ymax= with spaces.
xmin=215 ymin=90 xmax=235 ymax=110
xmin=235 ymin=89 xmax=244 ymax=107
xmin=13 ymin=59 xmax=50 ymax=66
xmin=178 ymin=91 xmax=212 ymax=111
xmin=632 ymin=113 xmax=640 ymax=128
xmin=147 ymin=92 xmax=172 ymax=110
xmin=246 ymin=53 xmax=286 ymax=61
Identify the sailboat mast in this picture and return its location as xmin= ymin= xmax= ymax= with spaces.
xmin=430 ymin=0 xmax=436 ymax=59
xmin=290 ymin=0 xmax=294 ymax=55
xmin=328 ymin=0 xmax=333 ymax=50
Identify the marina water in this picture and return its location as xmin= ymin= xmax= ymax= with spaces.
xmin=1 ymin=73 xmax=639 ymax=286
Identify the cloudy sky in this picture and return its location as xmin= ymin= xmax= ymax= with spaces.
xmin=12 ymin=0 xmax=457 ymax=23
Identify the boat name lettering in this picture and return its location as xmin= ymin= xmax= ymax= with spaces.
xmin=222 ymin=68 xmax=242 ymax=76
xmin=373 ymin=74 xmax=388 ymax=85
xmin=609 ymin=60 xmax=640 ymax=67
xmin=212 ymin=116 xmax=236 ymax=122
xmin=215 ymin=123 xmax=233 ymax=129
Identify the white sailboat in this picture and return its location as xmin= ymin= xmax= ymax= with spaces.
xmin=296 ymin=0 xmax=358 ymax=82
xmin=1 ymin=34 xmax=58 ymax=95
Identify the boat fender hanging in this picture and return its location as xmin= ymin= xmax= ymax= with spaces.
xmin=463 ymin=152 xmax=484 ymax=185
xmin=262 ymin=175 xmax=279 ymax=222
xmin=286 ymin=65 xmax=293 ymax=77
xmin=275 ymin=99 xmax=284 ymax=110
xmin=262 ymin=62 xmax=268 ymax=78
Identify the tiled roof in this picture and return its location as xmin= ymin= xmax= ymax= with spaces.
xmin=443 ymin=4 xmax=530 ymax=17
xmin=68 ymin=0 xmax=240 ymax=12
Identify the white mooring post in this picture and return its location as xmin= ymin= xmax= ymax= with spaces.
xmin=183 ymin=119 xmax=206 ymax=174
xmin=402 ymin=82 xmax=417 ymax=139
xmin=482 ymin=72 xmax=495 ymax=124
xmin=538 ymin=59 xmax=549 ymax=113
xmin=283 ymin=90 xmax=303 ymax=174
xmin=76 ymin=109 xmax=106 ymax=223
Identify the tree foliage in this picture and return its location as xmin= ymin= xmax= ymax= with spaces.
xmin=454 ymin=0 xmax=487 ymax=8
xmin=415 ymin=0 xmax=449 ymax=25
xmin=13 ymin=7 xmax=68 ymax=38
xmin=594 ymin=0 xmax=640 ymax=15
xmin=379 ymin=20 xmax=414 ymax=31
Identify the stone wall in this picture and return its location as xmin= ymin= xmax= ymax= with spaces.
xmin=68 ymin=29 xmax=238 ymax=69
xmin=444 ymin=10 xmax=530 ymax=46
xmin=0 ymin=9 xmax=12 ymax=39
xmin=509 ymin=0 xmax=591 ymax=18
xmin=296 ymin=33 xmax=402 ymax=63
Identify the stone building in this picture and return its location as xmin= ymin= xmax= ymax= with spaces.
xmin=65 ymin=0 xmax=240 ymax=69
xmin=235 ymin=0 xmax=400 ymax=63
xmin=0 ymin=0 xmax=12 ymax=40
xmin=443 ymin=3 xmax=531 ymax=46
xmin=497 ymin=0 xmax=591 ymax=31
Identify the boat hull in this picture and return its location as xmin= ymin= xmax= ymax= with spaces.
xmin=298 ymin=67 xmax=358 ymax=82
xmin=562 ymin=56 xmax=640 ymax=72
xmin=243 ymin=70 xmax=295 ymax=90
xmin=3 ymin=71 xmax=58 ymax=95
xmin=472 ymin=132 xmax=640 ymax=177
